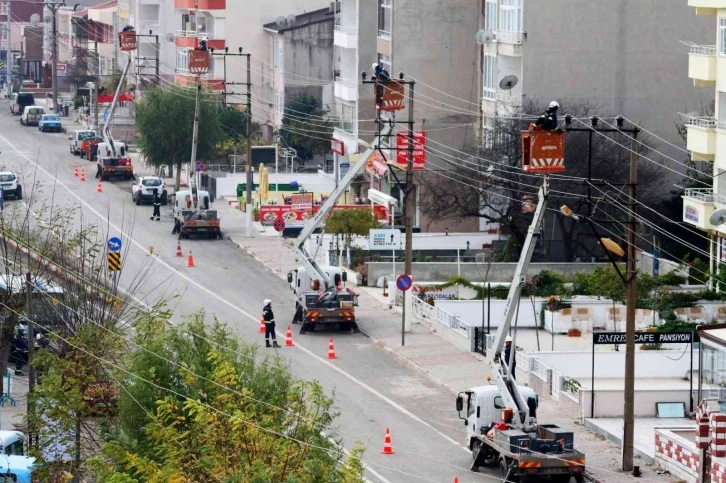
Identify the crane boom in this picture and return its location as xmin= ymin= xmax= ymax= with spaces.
xmin=101 ymin=57 xmax=133 ymax=157
xmin=488 ymin=181 xmax=548 ymax=429
xmin=293 ymin=124 xmax=392 ymax=289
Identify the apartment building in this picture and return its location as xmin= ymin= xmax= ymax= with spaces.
xmin=1 ymin=0 xmax=43 ymax=84
xmin=682 ymin=0 xmax=726 ymax=279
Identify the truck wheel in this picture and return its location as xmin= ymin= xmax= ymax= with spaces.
xmin=499 ymin=459 xmax=518 ymax=483
xmin=574 ymin=475 xmax=584 ymax=483
xmin=552 ymin=475 xmax=572 ymax=483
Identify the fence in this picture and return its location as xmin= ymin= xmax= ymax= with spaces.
xmin=435 ymin=306 xmax=469 ymax=339
xmin=551 ymin=369 xmax=563 ymax=399
xmin=515 ymin=351 xmax=530 ymax=373
xmin=561 ymin=376 xmax=581 ymax=402
xmin=531 ymin=358 xmax=550 ymax=382
xmin=412 ymin=296 xmax=434 ymax=325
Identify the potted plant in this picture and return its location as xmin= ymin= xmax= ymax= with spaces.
xmin=252 ymin=207 xmax=260 ymax=221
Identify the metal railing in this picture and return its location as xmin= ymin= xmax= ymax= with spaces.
xmin=690 ymin=45 xmax=717 ymax=56
xmin=412 ymin=296 xmax=434 ymax=323
xmin=175 ymin=29 xmax=215 ymax=38
xmin=531 ymin=358 xmax=550 ymax=382
xmin=683 ymin=188 xmax=726 ymax=205
xmin=435 ymin=307 xmax=469 ymax=339
xmin=687 ymin=116 xmax=717 ymax=129
xmin=561 ymin=376 xmax=581 ymax=402
xmin=486 ymin=334 xmax=496 ymax=351
xmin=334 ymin=77 xmax=358 ymax=88
xmin=139 ymin=19 xmax=160 ymax=28
xmin=551 ymin=369 xmax=562 ymax=398
xmin=334 ymin=25 xmax=358 ymax=34
xmin=515 ymin=351 xmax=530 ymax=373
xmin=496 ymin=30 xmax=523 ymax=44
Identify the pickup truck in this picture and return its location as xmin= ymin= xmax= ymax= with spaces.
xmin=98 ymin=156 xmax=134 ymax=181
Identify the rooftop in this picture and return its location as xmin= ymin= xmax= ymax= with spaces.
xmin=263 ymin=7 xmax=334 ymax=33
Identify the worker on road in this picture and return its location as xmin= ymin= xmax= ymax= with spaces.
xmin=504 ymin=335 xmax=516 ymax=379
xmin=532 ymin=101 xmax=560 ymax=131
xmin=150 ymin=189 xmax=161 ymax=221
xmin=293 ymin=295 xmax=304 ymax=324
xmin=263 ymin=299 xmax=280 ymax=348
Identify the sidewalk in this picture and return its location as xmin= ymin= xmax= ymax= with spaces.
xmin=217 ymin=202 xmax=675 ymax=483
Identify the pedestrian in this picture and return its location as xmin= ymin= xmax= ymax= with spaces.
xmin=292 ymin=295 xmax=304 ymax=324
xmin=13 ymin=328 xmax=27 ymax=375
xmin=150 ymin=188 xmax=161 ymax=221
xmin=263 ymin=299 xmax=280 ymax=348
xmin=532 ymin=101 xmax=560 ymax=131
xmin=504 ymin=335 xmax=516 ymax=379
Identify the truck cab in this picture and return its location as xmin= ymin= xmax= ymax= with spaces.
xmin=288 ymin=267 xmax=359 ymax=333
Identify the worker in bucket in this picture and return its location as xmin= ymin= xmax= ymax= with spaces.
xmin=199 ymin=36 xmax=208 ymax=52
xmin=150 ymin=188 xmax=161 ymax=221
xmin=504 ymin=335 xmax=516 ymax=379
xmin=263 ymin=299 xmax=280 ymax=348
xmin=371 ymin=62 xmax=390 ymax=82
xmin=532 ymin=101 xmax=560 ymax=131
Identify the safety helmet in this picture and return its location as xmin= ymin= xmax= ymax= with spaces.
xmin=549 ymin=101 xmax=560 ymax=109
xmin=201 ymin=36 xmax=208 ymax=42
xmin=505 ymin=335 xmax=513 ymax=343
xmin=264 ymin=299 xmax=272 ymax=306
xmin=372 ymin=63 xmax=379 ymax=70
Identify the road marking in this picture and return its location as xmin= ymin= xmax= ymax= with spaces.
xmin=0 ymin=133 xmax=466 ymax=451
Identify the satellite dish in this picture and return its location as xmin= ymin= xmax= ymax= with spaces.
xmin=499 ymin=75 xmax=519 ymax=90
xmin=30 ymin=14 xmax=40 ymax=26
xmin=276 ymin=16 xmax=285 ymax=28
xmin=165 ymin=33 xmax=175 ymax=43
xmin=710 ymin=209 xmax=726 ymax=226
xmin=286 ymin=15 xmax=296 ymax=26
xmin=476 ymin=29 xmax=494 ymax=45
xmin=43 ymin=16 xmax=51 ymax=23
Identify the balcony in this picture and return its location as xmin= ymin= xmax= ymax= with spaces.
xmin=497 ymin=30 xmax=523 ymax=44
xmin=686 ymin=116 xmax=717 ymax=161
xmin=174 ymin=0 xmax=225 ymax=10
xmin=689 ymin=45 xmax=717 ymax=86
xmin=334 ymin=77 xmax=357 ymax=102
xmin=175 ymin=30 xmax=225 ymax=50
xmin=334 ymin=25 xmax=358 ymax=50
xmin=496 ymin=90 xmax=522 ymax=108
xmin=138 ymin=20 xmax=161 ymax=37
xmin=682 ymin=188 xmax=719 ymax=230
xmin=688 ymin=0 xmax=720 ymax=15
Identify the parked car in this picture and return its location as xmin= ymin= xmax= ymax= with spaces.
xmin=131 ymin=176 xmax=168 ymax=205
xmin=20 ymin=106 xmax=44 ymax=126
xmin=38 ymin=114 xmax=61 ymax=132
xmin=21 ymin=79 xmax=35 ymax=87
xmin=10 ymin=92 xmax=34 ymax=115
xmin=0 ymin=172 xmax=22 ymax=200
xmin=69 ymin=129 xmax=98 ymax=155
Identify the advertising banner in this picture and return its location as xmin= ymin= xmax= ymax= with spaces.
xmin=260 ymin=204 xmax=389 ymax=226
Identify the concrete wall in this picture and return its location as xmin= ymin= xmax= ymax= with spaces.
xmin=283 ymin=19 xmax=334 ymax=107
xmin=655 ymin=429 xmax=699 ymax=483
xmin=367 ymin=262 xmax=610 ymax=284
xmin=523 ymin=0 xmax=712 ymax=149
xmin=531 ymin=351 xmax=697 ymax=380
xmin=581 ymin=389 xmax=692 ymax=418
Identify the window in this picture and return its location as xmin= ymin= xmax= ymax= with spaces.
xmin=500 ymin=0 xmax=522 ymax=34
xmin=0 ymin=3 xmax=7 ymax=15
xmin=4 ymin=439 xmax=23 ymax=456
xmin=176 ymin=48 xmax=190 ymax=72
xmin=378 ymin=0 xmax=392 ymax=38
xmin=378 ymin=53 xmax=392 ymax=74
xmin=340 ymin=102 xmax=356 ymax=133
xmin=483 ymin=54 xmax=497 ymax=100
xmin=485 ymin=0 xmax=497 ymax=32
xmin=721 ymin=18 xmax=726 ymax=55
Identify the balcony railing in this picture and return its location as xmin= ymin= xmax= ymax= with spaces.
xmin=687 ymin=116 xmax=718 ymax=129
xmin=334 ymin=24 xmax=357 ymax=34
xmin=496 ymin=30 xmax=523 ymax=44
xmin=496 ymin=90 xmax=522 ymax=106
xmin=139 ymin=19 xmax=160 ymax=28
xmin=176 ymin=29 xmax=215 ymax=38
xmin=684 ymin=188 xmax=726 ymax=205
xmin=334 ymin=77 xmax=357 ymax=88
xmin=690 ymin=44 xmax=717 ymax=56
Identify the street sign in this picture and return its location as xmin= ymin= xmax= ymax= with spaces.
xmin=56 ymin=63 xmax=67 ymax=73
xmin=103 ymin=111 xmax=109 ymax=122
xmin=331 ymin=138 xmax=345 ymax=156
xmin=107 ymin=237 xmax=122 ymax=252
xmin=396 ymin=274 xmax=413 ymax=292
xmin=340 ymin=162 xmax=350 ymax=168
xmin=592 ymin=332 xmax=692 ymax=345
xmin=107 ymin=252 xmax=121 ymax=271
xmin=369 ymin=228 xmax=401 ymax=250
xmin=396 ymin=131 xmax=427 ymax=170
xmin=273 ymin=219 xmax=286 ymax=232
xmin=195 ymin=161 xmax=205 ymax=172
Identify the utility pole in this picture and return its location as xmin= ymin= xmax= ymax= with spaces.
xmin=622 ymin=129 xmax=639 ymax=472
xmin=50 ymin=2 xmax=58 ymax=111
xmin=402 ymin=80 xmax=415 ymax=339
xmin=25 ymin=271 xmax=34 ymax=447
xmin=190 ymin=81 xmax=201 ymax=210
xmin=245 ymin=53 xmax=253 ymax=237
xmin=5 ymin=0 xmax=10 ymax=97
xmin=94 ymin=41 xmax=99 ymax=130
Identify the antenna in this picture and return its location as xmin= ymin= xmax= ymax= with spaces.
xmin=30 ymin=14 xmax=40 ymax=26
xmin=165 ymin=33 xmax=175 ymax=43
xmin=275 ymin=16 xmax=285 ymax=28
xmin=499 ymin=75 xmax=519 ymax=90
xmin=476 ymin=29 xmax=494 ymax=45
xmin=286 ymin=15 xmax=296 ymax=26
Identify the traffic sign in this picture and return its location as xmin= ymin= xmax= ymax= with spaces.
xmin=340 ymin=162 xmax=350 ymax=168
xmin=103 ymin=111 xmax=109 ymax=122
xmin=273 ymin=218 xmax=286 ymax=232
xmin=107 ymin=237 xmax=122 ymax=252
xmin=369 ymin=228 xmax=401 ymax=250
xmin=331 ymin=138 xmax=345 ymax=156
xmin=195 ymin=161 xmax=205 ymax=172
xmin=396 ymin=274 xmax=413 ymax=292
xmin=108 ymin=252 xmax=121 ymax=271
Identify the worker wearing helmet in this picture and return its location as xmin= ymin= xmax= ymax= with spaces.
xmin=263 ymin=299 xmax=280 ymax=348
xmin=371 ymin=62 xmax=390 ymax=82
xmin=504 ymin=334 xmax=516 ymax=379
xmin=533 ymin=101 xmax=560 ymax=131
xmin=199 ymin=36 xmax=208 ymax=52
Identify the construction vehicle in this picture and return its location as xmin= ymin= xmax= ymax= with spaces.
xmin=456 ymin=140 xmax=584 ymax=482
xmin=287 ymin=125 xmax=392 ymax=334
xmin=96 ymin=31 xmax=136 ymax=182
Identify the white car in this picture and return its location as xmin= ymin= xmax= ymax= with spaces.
xmin=131 ymin=176 xmax=168 ymax=205
xmin=0 ymin=172 xmax=22 ymax=200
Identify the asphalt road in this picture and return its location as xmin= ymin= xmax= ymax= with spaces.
xmin=0 ymin=107 xmax=497 ymax=483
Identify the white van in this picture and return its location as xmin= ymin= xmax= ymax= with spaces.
xmin=69 ymin=129 xmax=97 ymax=155
xmin=20 ymin=106 xmax=44 ymax=126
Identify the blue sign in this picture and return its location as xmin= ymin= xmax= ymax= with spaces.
xmin=396 ymin=274 xmax=413 ymax=292
xmin=195 ymin=161 xmax=205 ymax=172
xmin=103 ymin=111 xmax=109 ymax=122
xmin=340 ymin=163 xmax=350 ymax=168
xmin=107 ymin=237 xmax=122 ymax=252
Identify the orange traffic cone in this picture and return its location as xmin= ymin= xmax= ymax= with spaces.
xmin=381 ymin=428 xmax=395 ymax=454
xmin=186 ymin=250 xmax=195 ymax=267
xmin=175 ymin=242 xmax=183 ymax=257
xmin=80 ymin=169 xmax=86 ymax=182
xmin=96 ymin=181 xmax=102 ymax=193
xmin=284 ymin=325 xmax=294 ymax=347
xmin=259 ymin=316 xmax=266 ymax=333
xmin=454 ymin=478 xmax=459 ymax=483
xmin=327 ymin=337 xmax=337 ymax=359
xmin=73 ymin=165 xmax=79 ymax=177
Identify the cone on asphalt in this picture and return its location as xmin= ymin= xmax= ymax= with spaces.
xmin=381 ymin=428 xmax=395 ymax=454
xmin=454 ymin=478 xmax=459 ymax=483
xmin=96 ymin=181 xmax=102 ymax=193
xmin=284 ymin=325 xmax=294 ymax=347
xmin=73 ymin=165 xmax=79 ymax=177
xmin=176 ymin=242 xmax=183 ymax=257
xmin=258 ymin=317 xmax=266 ymax=333
xmin=80 ymin=169 xmax=86 ymax=182
xmin=327 ymin=337 xmax=337 ymax=359
xmin=186 ymin=250 xmax=195 ymax=267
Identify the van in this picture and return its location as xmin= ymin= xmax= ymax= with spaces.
xmin=69 ymin=129 xmax=98 ymax=156
xmin=10 ymin=93 xmax=34 ymax=115
xmin=20 ymin=106 xmax=44 ymax=126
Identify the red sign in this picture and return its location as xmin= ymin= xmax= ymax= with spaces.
xmin=56 ymin=63 xmax=67 ymax=73
xmin=396 ymin=131 xmax=426 ymax=170
xmin=291 ymin=193 xmax=313 ymax=211
xmin=97 ymin=92 xmax=135 ymax=104
xmin=259 ymin=204 xmax=389 ymax=226
xmin=331 ymin=138 xmax=345 ymax=156
xmin=273 ymin=219 xmax=286 ymax=232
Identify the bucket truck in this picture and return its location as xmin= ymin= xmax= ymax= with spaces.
xmin=455 ymin=180 xmax=586 ymax=482
xmin=287 ymin=125 xmax=392 ymax=334
xmin=96 ymin=56 xmax=133 ymax=181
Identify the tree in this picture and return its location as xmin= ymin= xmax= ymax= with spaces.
xmin=279 ymin=93 xmax=333 ymax=161
xmin=326 ymin=209 xmax=380 ymax=267
xmin=89 ymin=313 xmax=365 ymax=483
xmin=135 ymin=86 xmax=223 ymax=190
xmin=67 ymin=50 xmax=98 ymax=90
